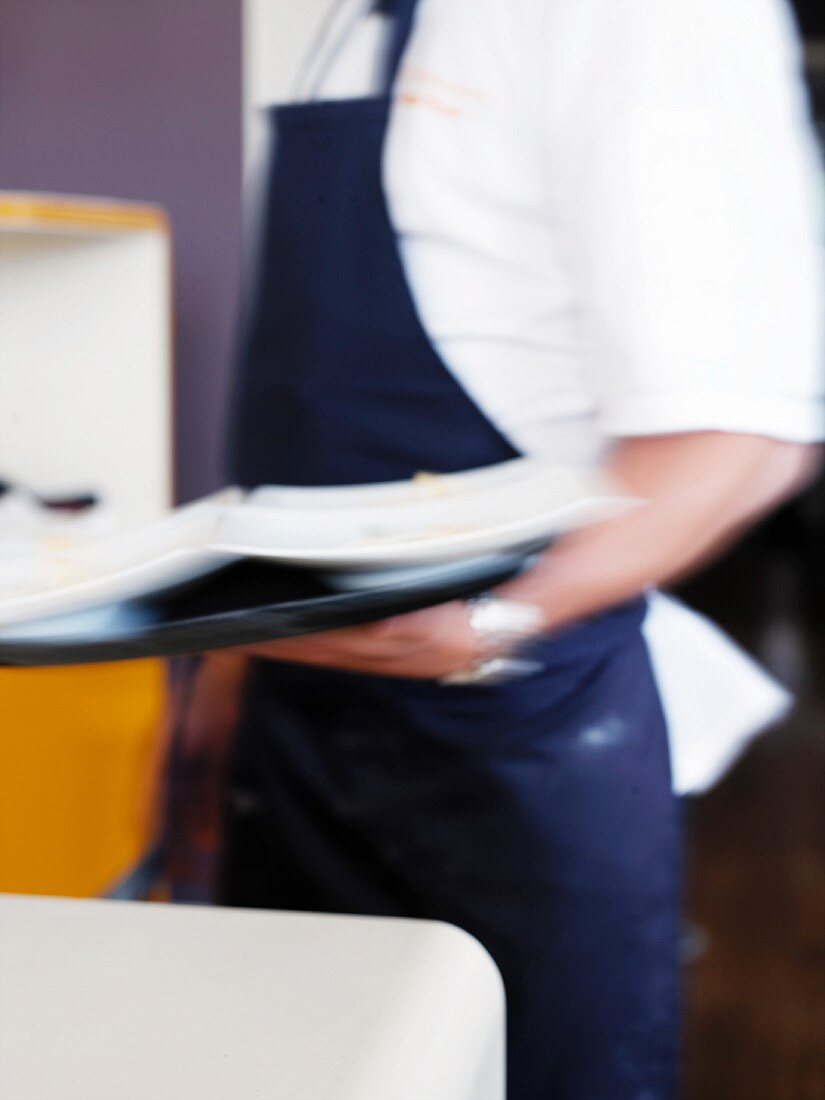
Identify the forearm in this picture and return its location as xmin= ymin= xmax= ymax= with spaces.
xmin=227 ymin=433 xmax=816 ymax=679
xmin=497 ymin=433 xmax=819 ymax=633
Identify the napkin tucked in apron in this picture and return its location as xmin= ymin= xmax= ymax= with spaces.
xmin=644 ymin=592 xmax=792 ymax=795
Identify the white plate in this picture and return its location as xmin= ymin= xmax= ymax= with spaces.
xmin=0 ymin=492 xmax=240 ymax=627
xmin=212 ymin=459 xmax=636 ymax=569
xmin=320 ymin=553 xmax=534 ymax=593
xmin=0 ymin=462 xmax=637 ymax=628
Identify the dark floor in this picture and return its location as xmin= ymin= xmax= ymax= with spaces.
xmin=678 ymin=519 xmax=825 ymax=1100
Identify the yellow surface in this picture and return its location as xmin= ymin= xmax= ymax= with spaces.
xmin=0 ymin=662 xmax=166 ymax=897
xmin=0 ymin=191 xmax=168 ymax=234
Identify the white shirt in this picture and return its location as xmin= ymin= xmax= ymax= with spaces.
xmin=297 ymin=0 xmax=825 ymax=463
xmin=290 ymin=0 xmax=823 ymax=794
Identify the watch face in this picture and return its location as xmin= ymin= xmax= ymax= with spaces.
xmin=471 ymin=598 xmax=544 ymax=637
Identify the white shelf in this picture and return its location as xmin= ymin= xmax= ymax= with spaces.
xmin=0 ymin=192 xmax=173 ymax=523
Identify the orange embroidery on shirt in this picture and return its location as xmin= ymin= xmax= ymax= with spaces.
xmin=397 ymin=91 xmax=462 ymax=118
xmin=401 ymin=65 xmax=486 ymax=102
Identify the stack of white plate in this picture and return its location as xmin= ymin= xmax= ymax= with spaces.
xmin=0 ymin=459 xmax=636 ymax=627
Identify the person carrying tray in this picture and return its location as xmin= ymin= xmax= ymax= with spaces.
xmin=160 ymin=2 xmax=824 ymax=1097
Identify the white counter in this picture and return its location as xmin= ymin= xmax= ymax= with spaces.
xmin=0 ymin=894 xmax=505 ymax=1100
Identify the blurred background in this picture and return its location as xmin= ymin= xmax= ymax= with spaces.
xmin=0 ymin=3 xmax=822 ymax=1097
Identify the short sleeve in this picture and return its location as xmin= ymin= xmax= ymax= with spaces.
xmin=544 ymin=0 xmax=825 ymax=442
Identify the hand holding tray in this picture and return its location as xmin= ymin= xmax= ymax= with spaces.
xmin=0 ymin=459 xmax=636 ymax=666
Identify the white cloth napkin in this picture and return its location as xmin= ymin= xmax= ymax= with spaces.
xmin=643 ymin=592 xmax=793 ymax=796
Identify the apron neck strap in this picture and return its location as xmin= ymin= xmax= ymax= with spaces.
xmin=379 ymin=0 xmax=419 ymax=93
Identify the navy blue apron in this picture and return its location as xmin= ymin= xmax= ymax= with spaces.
xmin=224 ymin=2 xmax=681 ymax=1096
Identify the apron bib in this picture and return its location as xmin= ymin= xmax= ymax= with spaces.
xmin=223 ymin=3 xmax=681 ymax=1096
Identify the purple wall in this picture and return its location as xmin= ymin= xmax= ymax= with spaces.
xmin=0 ymin=0 xmax=243 ymax=502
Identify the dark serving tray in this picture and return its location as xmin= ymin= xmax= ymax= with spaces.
xmin=0 ymin=555 xmax=528 ymax=667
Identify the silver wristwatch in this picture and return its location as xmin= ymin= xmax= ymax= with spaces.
xmin=440 ymin=595 xmax=545 ymax=686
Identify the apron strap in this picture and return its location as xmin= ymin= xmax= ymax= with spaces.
xmin=379 ymin=0 xmax=420 ymax=93
xmin=298 ymin=0 xmax=421 ymax=103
